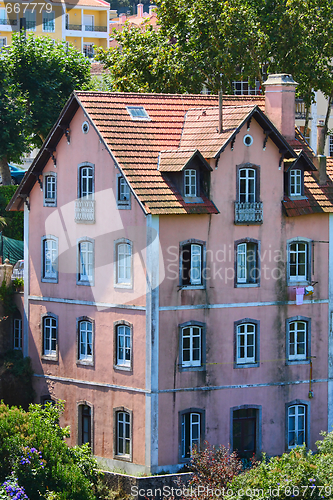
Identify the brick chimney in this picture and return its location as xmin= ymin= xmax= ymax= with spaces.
xmin=137 ymin=3 xmax=144 ymax=17
xmin=119 ymin=13 xmax=126 ymax=23
xmin=263 ymin=74 xmax=298 ymax=141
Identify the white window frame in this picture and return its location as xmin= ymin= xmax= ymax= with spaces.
xmin=114 ymin=239 xmax=132 ymax=288
xmin=287 ymin=238 xmax=311 ymax=284
xmin=290 ymin=169 xmax=302 ymax=196
xmin=116 ymin=324 xmax=131 ymax=367
xmin=117 ymin=174 xmax=131 ymax=209
xmin=0 ymin=37 xmax=7 ymax=48
xmin=83 ymin=42 xmax=94 ymax=58
xmin=180 ymin=240 xmax=205 ymax=288
xmin=13 ymin=318 xmax=22 ymax=350
xmin=42 ymin=236 xmax=58 ymax=283
xmin=184 ymin=169 xmax=197 ymax=197
xmin=236 ymin=240 xmax=259 ymax=286
xmin=43 ymin=172 xmax=57 ymax=207
xmin=42 ymin=315 xmax=57 ymax=358
xmin=78 ymin=239 xmax=94 ymax=285
xmin=239 ymin=168 xmax=256 ymax=203
xmin=42 ymin=11 xmax=55 ymax=32
xmin=115 ymin=410 xmax=132 ymax=460
xmin=180 ymin=410 xmax=203 ymax=460
xmin=79 ymin=165 xmax=94 ymax=200
xmin=236 ymin=322 xmax=257 ymax=365
xmin=78 ymin=320 xmax=93 ymax=362
xmin=288 ymin=404 xmax=306 ymax=449
xmin=181 ymin=326 xmax=201 ymax=368
xmin=288 ymin=321 xmax=307 ymax=361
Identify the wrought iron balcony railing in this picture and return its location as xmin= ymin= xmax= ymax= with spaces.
xmin=75 ymin=199 xmax=95 ymax=224
xmin=234 ymin=201 xmax=263 ymax=224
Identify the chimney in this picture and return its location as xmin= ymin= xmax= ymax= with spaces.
xmin=137 ymin=3 xmax=144 ymax=17
xmin=149 ymin=5 xmax=156 ymax=15
xmin=263 ymin=74 xmax=298 ymax=140
xmin=315 ymin=120 xmax=327 ymax=185
xmin=119 ymin=13 xmax=126 ymax=23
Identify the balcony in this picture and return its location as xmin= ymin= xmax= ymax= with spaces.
xmin=0 ymin=18 xmax=17 ymax=26
xmin=295 ymin=99 xmax=308 ymax=120
xmin=75 ymin=199 xmax=95 ymax=224
xmin=234 ymin=202 xmax=263 ymax=224
xmin=65 ymin=23 xmax=107 ymax=32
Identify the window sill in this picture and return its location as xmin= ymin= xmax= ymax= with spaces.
xmin=178 ymin=285 xmax=205 ymax=290
xmin=41 ymin=355 xmax=58 ymax=362
xmin=288 ymin=195 xmax=307 ymax=200
xmin=113 ymin=455 xmax=132 ymax=462
xmin=117 ymin=201 xmax=131 ymax=210
xmin=184 ymin=197 xmax=203 ymax=204
xmin=234 ymin=362 xmax=259 ymax=369
xmin=286 ymin=359 xmax=310 ymax=365
xmin=179 ymin=365 xmax=205 ymax=372
xmin=114 ymin=283 xmax=133 ymax=289
xmin=77 ymin=279 xmax=94 ymax=287
xmin=288 ymin=280 xmax=310 ymax=287
xmin=77 ymin=359 xmax=94 ymax=366
xmin=43 ymin=201 xmax=57 ymax=207
xmin=235 ymin=283 xmax=259 ymax=288
xmin=41 ymin=277 xmax=58 ymax=284
xmin=114 ymin=364 xmax=132 ymax=372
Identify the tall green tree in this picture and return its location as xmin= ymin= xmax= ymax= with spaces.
xmin=95 ymin=23 xmax=203 ymax=93
xmin=0 ymin=33 xmax=91 ymax=184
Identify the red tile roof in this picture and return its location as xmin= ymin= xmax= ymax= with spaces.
xmin=76 ymin=92 xmax=264 ymax=214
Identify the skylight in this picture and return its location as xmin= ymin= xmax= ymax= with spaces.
xmin=126 ymin=106 xmax=151 ymax=121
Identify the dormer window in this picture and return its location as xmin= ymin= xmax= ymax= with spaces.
xmin=290 ymin=169 xmax=302 ymax=196
xmin=117 ymin=174 xmax=131 ymax=209
xmin=184 ymin=169 xmax=197 ymax=197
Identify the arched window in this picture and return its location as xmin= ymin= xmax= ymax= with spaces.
xmin=115 ymin=240 xmax=132 ymax=287
xmin=42 ymin=314 xmax=58 ymax=358
xmin=78 ymin=318 xmax=93 ymax=363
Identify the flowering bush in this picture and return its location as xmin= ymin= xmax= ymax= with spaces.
xmin=0 ymin=475 xmax=29 ymax=500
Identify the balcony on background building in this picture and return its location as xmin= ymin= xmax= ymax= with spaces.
xmin=65 ymin=22 xmax=107 ymax=32
xmin=295 ymin=99 xmax=308 ymax=120
xmin=66 ymin=23 xmax=82 ymax=30
xmin=0 ymin=18 xmax=17 ymax=26
xmin=75 ymin=199 xmax=95 ymax=223
xmin=234 ymin=202 xmax=263 ymax=224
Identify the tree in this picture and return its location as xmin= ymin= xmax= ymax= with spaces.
xmin=0 ymin=401 xmax=100 ymax=500
xmin=0 ymin=33 xmax=91 ymax=184
xmin=95 ymin=23 xmax=202 ymax=93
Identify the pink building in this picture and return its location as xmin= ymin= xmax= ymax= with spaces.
xmin=8 ymin=74 xmax=333 ymax=474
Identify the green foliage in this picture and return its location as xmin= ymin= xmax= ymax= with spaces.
xmin=0 ymin=350 xmax=35 ymax=410
xmin=0 ymin=280 xmax=16 ymax=315
xmin=95 ymin=23 xmax=202 ymax=93
xmin=230 ymin=446 xmax=333 ymax=500
xmin=12 ymin=278 xmax=24 ymax=291
xmin=0 ymin=401 xmax=99 ymax=499
xmin=6 ymin=33 xmax=91 ymax=146
xmin=0 ymin=186 xmax=23 ymax=241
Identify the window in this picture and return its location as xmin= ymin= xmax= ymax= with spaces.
xmin=0 ymin=37 xmax=7 ymax=48
xmin=115 ymin=240 xmax=132 ymax=287
xmin=25 ymin=10 xmax=36 ymax=30
xmin=178 ymin=320 xmax=207 ymax=370
xmin=43 ymin=173 xmax=57 ymax=206
xmin=184 ymin=169 xmax=197 ymax=197
xmin=180 ymin=409 xmax=204 ymax=460
xmin=13 ymin=317 xmax=22 ymax=350
xmin=83 ymin=43 xmax=94 ymax=58
xmin=78 ymin=239 xmax=94 ymax=284
xmin=78 ymin=319 xmax=93 ymax=363
xmin=114 ymin=409 xmax=132 ymax=460
xmin=78 ymin=403 xmax=92 ymax=447
xmin=330 ymin=135 xmax=333 ymax=157
xmin=83 ymin=14 xmax=94 ymax=30
xmin=42 ymin=11 xmax=55 ymax=31
xmin=115 ymin=322 xmax=132 ymax=369
xmin=286 ymin=317 xmax=310 ymax=364
xmin=287 ymin=239 xmax=311 ymax=283
xmin=233 ymin=80 xmax=261 ymax=95
xmin=235 ymin=319 xmax=259 ymax=367
xmin=117 ymin=175 xmax=131 ymax=208
xmin=42 ymin=315 xmax=57 ymax=358
xmin=126 ymin=106 xmax=151 ymax=121
xmin=239 ymin=168 xmax=256 ymax=202
xmin=287 ymin=404 xmax=307 ymax=449
xmin=42 ymin=236 xmax=58 ymax=283
xmin=235 ymin=240 xmax=259 ymax=286
xmin=290 ymin=169 xmax=302 ymax=196
xmin=180 ymin=240 xmax=205 ymax=287
xmin=232 ymin=407 xmax=260 ymax=459
xmin=79 ymin=165 xmax=94 ymax=199
xmin=0 ymin=9 xmax=6 ymax=23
